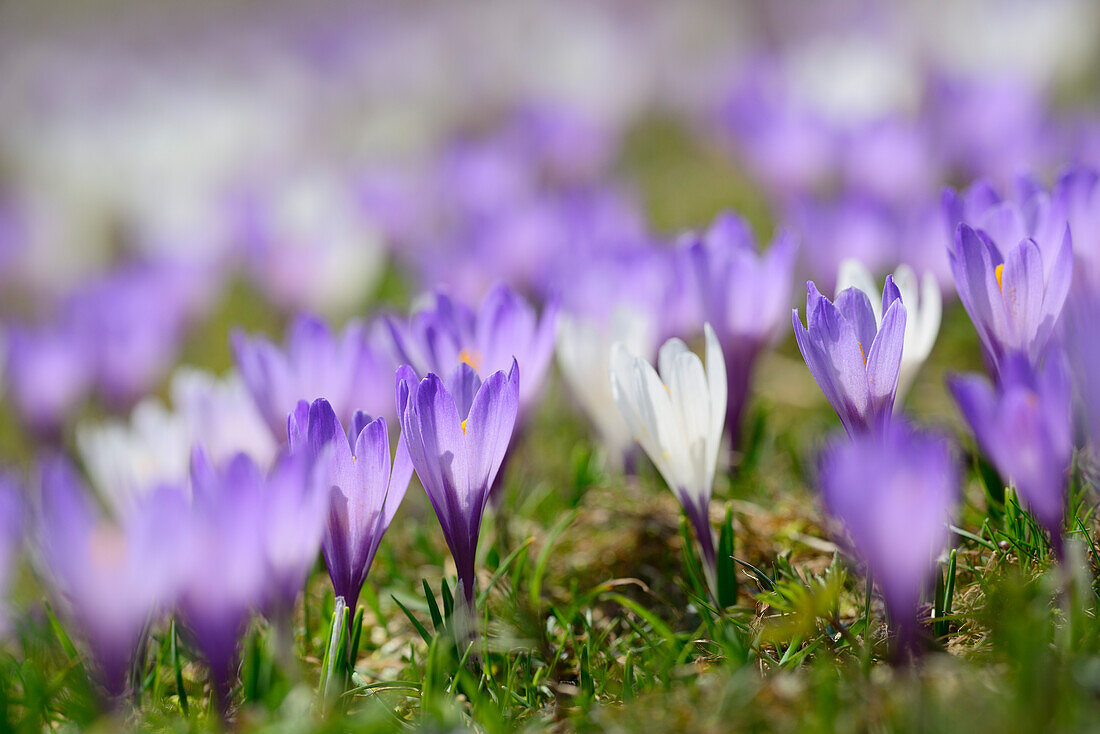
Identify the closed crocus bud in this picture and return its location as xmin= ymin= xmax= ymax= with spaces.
xmin=949 ymin=223 xmax=1072 ymax=376
xmin=792 ymin=278 xmax=907 ymax=436
xmin=556 ymin=307 xmax=656 ymax=466
xmin=836 ymin=259 xmax=941 ymax=402
xmin=609 ymin=323 xmax=726 ymax=596
xmin=818 ymin=419 xmax=958 ymax=655
xmin=949 ymin=354 xmax=1073 ymax=555
xmin=288 ymin=399 xmax=412 ymax=612
xmin=397 ymin=360 xmax=519 ymax=624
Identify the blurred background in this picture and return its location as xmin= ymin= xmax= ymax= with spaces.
xmin=0 ymin=0 xmax=1098 ymax=446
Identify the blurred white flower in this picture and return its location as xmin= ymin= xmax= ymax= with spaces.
xmin=556 ymin=307 xmax=655 ymax=464
xmin=77 ymin=367 xmax=276 ymax=514
xmin=836 ymin=258 xmax=941 ymax=401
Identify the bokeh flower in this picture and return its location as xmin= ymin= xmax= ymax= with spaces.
xmin=818 ymin=419 xmax=958 ymax=652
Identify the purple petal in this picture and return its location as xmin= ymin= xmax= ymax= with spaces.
xmin=446 ymin=362 xmax=483 ymax=420
xmin=866 ymin=299 xmax=906 ymax=409
xmin=1000 ymin=238 xmax=1045 ymax=352
xmin=464 ymin=360 xmax=520 ymax=501
xmin=835 ymin=287 xmax=877 ymax=352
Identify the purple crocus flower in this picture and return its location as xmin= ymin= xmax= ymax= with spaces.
xmin=0 ymin=476 xmax=24 ymax=636
xmin=5 ymin=324 xmax=93 ymax=438
xmin=396 ymin=360 xmax=519 ymax=617
xmin=386 ymin=284 xmax=555 ymax=417
xmin=818 ymin=419 xmax=958 ymax=652
xmin=688 ymin=212 xmax=797 ymax=448
xmin=178 ymin=450 xmax=272 ymax=709
xmin=1065 ymin=285 xmax=1100 ymax=449
xmin=948 ymin=223 xmax=1072 ymax=374
xmin=287 ymin=399 xmax=412 ymax=612
xmin=792 ymin=278 xmax=907 ymax=436
xmin=37 ymin=457 xmax=174 ymax=697
xmin=233 ymin=314 xmax=393 ymax=441
xmin=948 ymin=355 xmax=1073 ymax=553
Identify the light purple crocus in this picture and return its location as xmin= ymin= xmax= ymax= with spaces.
xmin=688 ymin=212 xmax=797 ymax=448
xmin=818 ymin=419 xmax=958 ymax=652
xmin=1065 ymin=285 xmax=1100 ymax=449
xmin=948 ymin=223 xmax=1072 ymax=375
xmin=396 ymin=360 xmax=519 ymax=616
xmin=37 ymin=457 xmax=175 ymax=697
xmin=949 ymin=355 xmax=1073 ymax=553
xmin=792 ymin=278 xmax=907 ymax=436
xmin=233 ymin=314 xmax=393 ymax=441
xmin=288 ymin=399 xmax=412 ymax=612
xmin=385 ymin=285 xmax=554 ymax=417
xmin=5 ymin=324 xmax=93 ymax=438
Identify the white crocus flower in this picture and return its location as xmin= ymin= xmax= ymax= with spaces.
xmin=836 ymin=259 xmax=941 ymax=401
xmin=609 ymin=323 xmax=727 ymax=588
xmin=556 ymin=307 xmax=655 ymax=465
xmin=77 ymin=367 xmax=276 ymax=515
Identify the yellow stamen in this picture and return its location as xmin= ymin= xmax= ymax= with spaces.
xmin=858 ymin=342 xmax=866 ymax=367
xmin=458 ymin=348 xmax=482 ymax=372
xmin=461 ymin=420 xmax=467 ymax=434
xmin=995 ymin=263 xmax=1004 ymax=291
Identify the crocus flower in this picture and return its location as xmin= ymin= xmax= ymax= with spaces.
xmin=688 ymin=212 xmax=796 ymax=448
xmin=1064 ymin=285 xmax=1100 ymax=449
xmin=948 ymin=355 xmax=1073 ymax=552
xmin=5 ymin=324 xmax=92 ymax=438
xmin=234 ymin=314 xmax=393 ymax=440
xmin=385 ymin=285 xmax=555 ymax=417
xmin=178 ymin=450 xmax=280 ymax=709
xmin=792 ymin=278 xmax=907 ymax=436
xmin=836 ymin=259 xmax=941 ymax=401
xmin=609 ymin=324 xmax=726 ymax=593
xmin=37 ymin=457 xmax=175 ymax=697
xmin=818 ymin=419 xmax=957 ymax=653
xmin=396 ymin=360 xmax=519 ymax=618
xmin=288 ymin=399 xmax=412 ymax=612
xmin=0 ymin=476 xmax=23 ymax=636
xmin=557 ymin=307 xmax=656 ymax=465
xmin=948 ymin=223 xmax=1072 ymax=374
xmin=76 ymin=368 xmax=276 ymax=515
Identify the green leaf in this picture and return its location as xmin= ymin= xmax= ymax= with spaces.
xmin=392 ymin=594 xmax=433 ymax=645
xmin=423 ymin=579 xmax=444 ymax=632
xmin=717 ymin=505 xmax=738 ymax=608
xmin=170 ymin=619 xmax=189 ymax=716
xmin=529 ymin=511 xmax=578 ymax=607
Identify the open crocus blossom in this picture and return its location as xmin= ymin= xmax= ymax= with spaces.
xmin=386 ymin=284 xmax=556 ymax=416
xmin=556 ymin=307 xmax=656 ymax=466
xmin=397 ymin=360 xmax=519 ymax=620
xmin=233 ymin=314 xmax=393 ymax=441
xmin=948 ymin=355 xmax=1073 ymax=554
xmin=37 ymin=458 xmax=175 ymax=697
xmin=688 ymin=212 xmax=797 ymax=449
xmin=609 ymin=324 xmax=727 ymax=593
xmin=818 ymin=419 xmax=957 ymax=654
xmin=836 ymin=259 xmax=941 ymax=401
xmin=792 ymin=278 xmax=907 ymax=436
xmin=288 ymin=399 xmax=412 ymax=612
xmin=948 ymin=223 xmax=1072 ymax=375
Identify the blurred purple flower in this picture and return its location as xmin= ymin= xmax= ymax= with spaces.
xmin=1044 ymin=166 xmax=1100 ymax=288
xmin=818 ymin=419 xmax=957 ymax=650
xmin=396 ymin=361 xmax=519 ymax=615
xmin=947 ymin=223 xmax=1072 ymax=374
xmin=288 ymin=399 xmax=412 ymax=612
xmin=385 ymin=285 xmax=555 ymax=417
xmin=949 ymin=355 xmax=1073 ymax=550
xmin=0 ymin=475 xmax=23 ymax=636
xmin=792 ymin=278 xmax=907 ymax=436
xmin=1065 ymin=284 xmax=1100 ymax=450
xmin=5 ymin=324 xmax=93 ymax=437
xmin=688 ymin=212 xmax=797 ymax=448
xmin=37 ymin=457 xmax=176 ymax=697
xmin=234 ymin=314 xmax=393 ymax=441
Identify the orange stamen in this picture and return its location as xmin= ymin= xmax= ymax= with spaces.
xmin=995 ymin=263 xmax=1004 ymax=291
